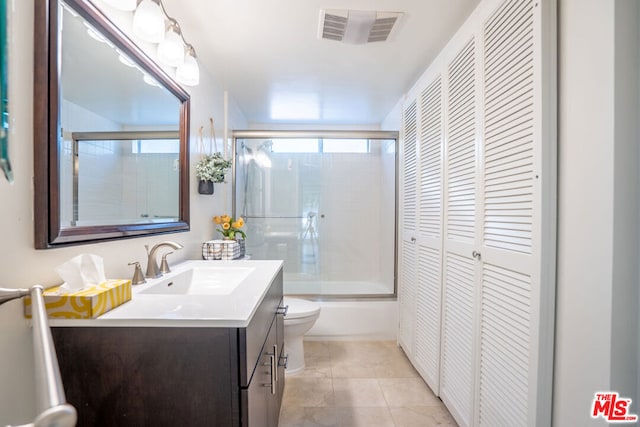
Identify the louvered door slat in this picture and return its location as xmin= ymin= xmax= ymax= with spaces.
xmin=398 ymin=240 xmax=417 ymax=351
xmin=410 ymin=71 xmax=444 ymax=392
xmin=447 ymin=39 xmax=476 ymax=243
xmin=486 ymin=25 xmax=532 ymax=76
xmin=478 ymin=264 xmax=531 ymax=427
xmin=414 ymin=244 xmax=442 ymax=391
xmin=478 ymin=0 xmax=536 ymax=425
xmin=485 ymin=47 xmax=533 ymax=99
xmin=484 ymin=127 xmax=532 ymax=154
xmin=483 ymin=0 xmax=534 ymax=255
xmin=402 ymin=101 xmax=418 ymax=234
xmin=441 ymin=252 xmax=475 ymax=426
xmin=484 ymin=0 xmax=530 ymax=48
xmin=419 ymin=78 xmax=443 ymax=238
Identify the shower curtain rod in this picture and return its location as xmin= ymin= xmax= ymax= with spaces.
xmin=243 ymin=215 xmax=310 ymax=219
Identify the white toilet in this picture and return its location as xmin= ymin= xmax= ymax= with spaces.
xmin=283 ymin=296 xmax=321 ymax=375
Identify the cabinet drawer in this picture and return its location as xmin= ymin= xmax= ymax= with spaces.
xmin=241 ymin=316 xmax=277 ymax=427
xmin=239 ymin=268 xmax=283 ymax=387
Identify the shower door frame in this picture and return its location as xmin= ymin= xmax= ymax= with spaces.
xmin=232 ymin=130 xmax=399 ymax=300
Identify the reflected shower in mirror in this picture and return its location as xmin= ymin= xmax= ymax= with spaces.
xmin=34 ymin=0 xmax=190 ymax=248
xmin=65 ymin=131 xmax=180 ymax=227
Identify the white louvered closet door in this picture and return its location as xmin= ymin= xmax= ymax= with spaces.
xmin=398 ymin=100 xmax=418 ymax=354
xmin=413 ymin=77 xmax=444 ymax=394
xmin=397 ymin=0 xmax=555 ymax=425
xmin=476 ymin=0 xmax=545 ymax=425
xmin=439 ymin=38 xmax=479 ymax=427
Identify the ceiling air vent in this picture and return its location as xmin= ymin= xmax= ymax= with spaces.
xmin=319 ymin=9 xmax=403 ymax=44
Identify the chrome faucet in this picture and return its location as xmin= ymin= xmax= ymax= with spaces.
xmin=145 ymin=241 xmax=183 ymax=278
xmin=128 ymin=262 xmax=147 ymax=285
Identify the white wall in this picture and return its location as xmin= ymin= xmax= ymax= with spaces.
xmin=611 ymin=0 xmax=639 ymax=408
xmin=0 ymin=0 xmax=246 ymax=423
xmin=555 ymin=1 xmax=639 ymax=425
xmin=381 ymin=97 xmax=402 ymax=131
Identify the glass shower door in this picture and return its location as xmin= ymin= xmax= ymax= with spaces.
xmin=234 ymin=133 xmax=397 ymax=297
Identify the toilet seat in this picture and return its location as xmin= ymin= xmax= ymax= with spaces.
xmin=283 ymin=297 xmax=320 ymax=320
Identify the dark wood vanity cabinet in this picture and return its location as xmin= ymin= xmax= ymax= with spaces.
xmin=51 ymin=270 xmax=285 ymax=427
xmin=243 ymin=316 xmax=283 ymax=427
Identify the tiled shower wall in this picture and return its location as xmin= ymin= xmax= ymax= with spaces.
xmin=60 ymin=99 xmax=179 ymax=225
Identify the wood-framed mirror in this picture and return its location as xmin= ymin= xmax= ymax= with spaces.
xmin=34 ymin=0 xmax=190 ymax=248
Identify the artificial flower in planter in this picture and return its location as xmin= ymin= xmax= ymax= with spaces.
xmin=195 ymin=153 xmax=232 ymax=194
xmin=213 ymin=215 xmax=246 ymax=240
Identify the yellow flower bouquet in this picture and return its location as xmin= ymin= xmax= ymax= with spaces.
xmin=213 ymin=215 xmax=246 ymax=240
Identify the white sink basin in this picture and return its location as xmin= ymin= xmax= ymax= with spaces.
xmin=48 ymin=260 xmax=284 ymax=327
xmin=140 ymin=266 xmax=254 ymax=296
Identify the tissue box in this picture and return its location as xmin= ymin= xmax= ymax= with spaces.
xmin=23 ymin=279 xmax=132 ymax=319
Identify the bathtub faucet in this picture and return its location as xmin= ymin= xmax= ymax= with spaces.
xmin=145 ymin=241 xmax=183 ymax=279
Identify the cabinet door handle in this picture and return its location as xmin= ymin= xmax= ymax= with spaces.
xmin=278 ymin=354 xmax=289 ymax=369
xmin=269 ymin=354 xmax=276 ymax=395
xmin=472 ymin=250 xmax=481 ymax=260
xmin=277 ymin=305 xmax=289 ymax=316
xmin=262 ymin=354 xmax=275 ymax=395
xmin=273 ymin=344 xmax=278 ymax=383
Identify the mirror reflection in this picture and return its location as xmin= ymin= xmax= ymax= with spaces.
xmin=64 ymin=131 xmax=180 ymax=227
xmin=34 ymin=0 xmax=191 ymax=248
xmin=60 ymin=3 xmax=181 ymax=227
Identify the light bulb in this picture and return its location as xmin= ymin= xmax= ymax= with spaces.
xmin=157 ymin=21 xmax=185 ymax=67
xmin=101 ymin=0 xmax=137 ymax=11
xmin=176 ymin=46 xmax=200 ymax=86
xmin=132 ymin=0 xmax=165 ymax=43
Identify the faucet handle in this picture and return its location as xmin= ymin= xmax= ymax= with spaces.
xmin=160 ymin=252 xmax=174 ymax=274
xmin=128 ymin=262 xmax=146 ymax=285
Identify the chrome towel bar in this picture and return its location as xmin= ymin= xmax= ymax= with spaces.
xmin=0 ymin=286 xmax=76 ymax=427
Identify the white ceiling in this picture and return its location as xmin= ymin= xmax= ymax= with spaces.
xmin=166 ymin=0 xmax=480 ymax=127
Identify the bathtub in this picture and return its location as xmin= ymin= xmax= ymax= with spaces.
xmin=284 ymin=280 xmax=398 ymax=340
xmin=284 ymin=280 xmax=392 ymax=296
xmin=303 ymin=299 xmax=398 ymax=340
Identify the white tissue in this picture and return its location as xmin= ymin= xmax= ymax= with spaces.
xmin=55 ymin=254 xmax=107 ymax=293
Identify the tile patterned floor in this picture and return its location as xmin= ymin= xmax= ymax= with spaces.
xmin=278 ymin=341 xmax=457 ymax=427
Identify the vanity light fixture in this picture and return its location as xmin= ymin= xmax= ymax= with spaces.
xmin=102 ymin=0 xmax=200 ymax=86
xmin=157 ymin=19 xmax=185 ymax=67
xmin=133 ymin=0 xmax=165 ymax=43
xmin=175 ymin=45 xmax=200 ymax=86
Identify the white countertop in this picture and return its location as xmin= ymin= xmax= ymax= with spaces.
xmin=48 ymin=259 xmax=283 ymax=328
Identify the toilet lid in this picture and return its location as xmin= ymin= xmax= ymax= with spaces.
xmin=283 ymin=297 xmax=320 ymax=319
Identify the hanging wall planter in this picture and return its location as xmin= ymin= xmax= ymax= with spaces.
xmin=198 ymin=180 xmax=214 ymax=195
xmin=194 ymin=119 xmax=231 ymax=195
